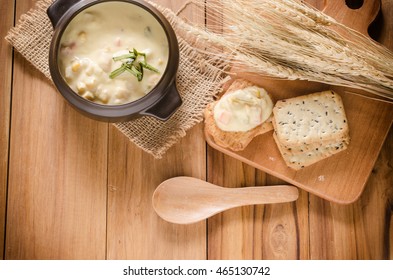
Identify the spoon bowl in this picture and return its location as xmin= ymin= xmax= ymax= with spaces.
xmin=152 ymin=176 xmax=299 ymax=224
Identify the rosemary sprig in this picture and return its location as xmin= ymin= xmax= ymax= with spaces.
xmin=112 ymin=53 xmax=136 ymax=61
xmin=109 ymin=48 xmax=159 ymax=81
xmin=109 ymin=63 xmax=127 ymax=79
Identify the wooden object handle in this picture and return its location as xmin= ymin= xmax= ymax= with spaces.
xmin=322 ymin=0 xmax=381 ymax=35
xmin=220 ymin=186 xmax=299 ymax=207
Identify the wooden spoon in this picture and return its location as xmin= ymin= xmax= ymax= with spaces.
xmin=152 ymin=176 xmax=299 ymax=224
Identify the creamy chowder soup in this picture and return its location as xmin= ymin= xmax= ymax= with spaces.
xmin=58 ymin=2 xmax=169 ymax=105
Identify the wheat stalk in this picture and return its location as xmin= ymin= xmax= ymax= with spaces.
xmin=171 ymin=0 xmax=393 ymax=100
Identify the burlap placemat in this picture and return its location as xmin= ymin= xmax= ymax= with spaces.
xmin=6 ymin=0 xmax=224 ymax=158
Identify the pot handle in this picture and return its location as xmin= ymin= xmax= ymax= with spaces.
xmin=141 ymin=83 xmax=182 ymax=121
xmin=47 ymin=0 xmax=82 ymax=27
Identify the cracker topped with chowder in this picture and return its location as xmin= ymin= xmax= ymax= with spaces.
xmin=58 ymin=2 xmax=169 ymax=105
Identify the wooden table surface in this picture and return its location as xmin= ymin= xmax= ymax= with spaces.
xmin=1 ymin=0 xmax=392 ymax=260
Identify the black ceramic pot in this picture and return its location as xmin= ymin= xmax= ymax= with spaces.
xmin=47 ymin=0 xmax=181 ymax=122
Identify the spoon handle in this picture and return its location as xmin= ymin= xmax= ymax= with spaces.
xmin=220 ymin=185 xmax=299 ymax=207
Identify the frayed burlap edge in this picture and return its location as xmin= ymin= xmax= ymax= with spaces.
xmin=5 ymin=0 xmax=225 ymax=159
xmin=5 ymin=0 xmax=54 ymax=79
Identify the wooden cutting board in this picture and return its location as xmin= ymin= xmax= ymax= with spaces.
xmin=205 ymin=0 xmax=393 ymax=204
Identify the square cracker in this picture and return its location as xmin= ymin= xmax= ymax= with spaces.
xmin=273 ymin=133 xmax=349 ymax=170
xmin=272 ymin=90 xmax=349 ymax=150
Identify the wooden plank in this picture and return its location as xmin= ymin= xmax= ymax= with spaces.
xmin=107 ymin=125 xmax=206 ymax=259
xmin=357 ymin=0 xmax=393 ymax=259
xmin=5 ymin=0 xmax=108 ymax=259
xmin=309 ymin=0 xmax=393 ymax=260
xmin=205 ymin=0 xmax=259 ymax=260
xmin=309 ymin=200 xmax=359 ymax=259
xmin=206 ymin=0 xmax=310 ymax=260
xmin=207 ymin=158 xmax=307 ymax=259
xmin=106 ymin=0 xmax=207 ymax=259
xmin=262 ymin=175 xmax=310 ymax=260
xmin=383 ymin=1 xmax=393 ymax=259
xmin=0 ymin=0 xmax=15 ymax=260
xmin=207 ymin=156 xmax=308 ymax=260
xmin=207 ymin=154 xmax=261 ymax=259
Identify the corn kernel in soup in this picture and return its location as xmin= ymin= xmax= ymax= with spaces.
xmin=58 ymin=2 xmax=169 ymax=105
